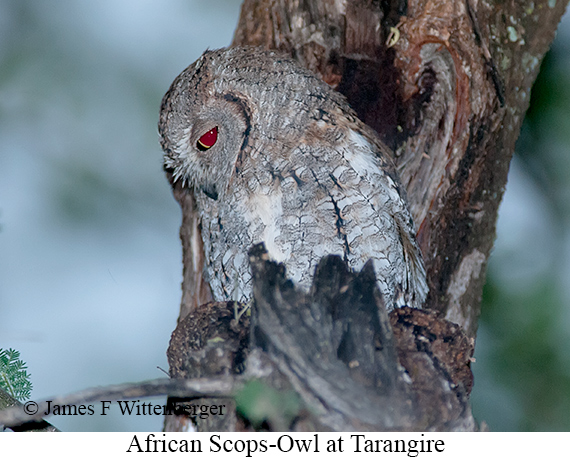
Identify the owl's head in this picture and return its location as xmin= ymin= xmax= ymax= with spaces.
xmin=159 ymin=47 xmax=354 ymax=200
xmin=159 ymin=50 xmax=257 ymax=200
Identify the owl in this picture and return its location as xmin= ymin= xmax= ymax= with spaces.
xmin=159 ymin=47 xmax=427 ymax=310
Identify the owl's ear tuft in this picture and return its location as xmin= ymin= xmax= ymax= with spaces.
xmin=197 ymin=126 xmax=218 ymax=151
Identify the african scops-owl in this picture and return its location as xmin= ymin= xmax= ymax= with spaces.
xmin=159 ymin=47 xmax=427 ymax=309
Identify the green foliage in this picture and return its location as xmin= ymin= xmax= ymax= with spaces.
xmin=474 ymin=278 xmax=570 ymax=431
xmin=235 ymin=380 xmax=301 ymax=429
xmin=471 ymin=34 xmax=570 ymax=432
xmin=0 ymin=349 xmax=33 ymax=402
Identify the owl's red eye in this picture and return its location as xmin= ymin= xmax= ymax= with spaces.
xmin=197 ymin=127 xmax=218 ymax=151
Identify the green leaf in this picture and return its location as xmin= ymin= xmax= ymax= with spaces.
xmin=0 ymin=348 xmax=33 ymax=402
xmin=235 ymin=380 xmax=301 ymax=429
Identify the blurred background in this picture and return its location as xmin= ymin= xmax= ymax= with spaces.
xmin=0 ymin=0 xmax=568 ymax=432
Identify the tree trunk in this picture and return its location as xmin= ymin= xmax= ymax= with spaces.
xmin=165 ymin=0 xmax=568 ymax=432
xmin=231 ymin=0 xmax=567 ymax=337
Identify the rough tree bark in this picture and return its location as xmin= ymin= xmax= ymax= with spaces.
xmin=165 ymin=0 xmax=568 ymax=432
xmin=231 ymin=0 xmax=567 ymax=337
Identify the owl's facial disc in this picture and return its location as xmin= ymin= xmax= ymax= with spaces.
xmin=160 ymin=78 xmax=251 ymax=201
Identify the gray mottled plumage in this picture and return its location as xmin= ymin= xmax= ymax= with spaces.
xmin=159 ymin=47 xmax=427 ymax=309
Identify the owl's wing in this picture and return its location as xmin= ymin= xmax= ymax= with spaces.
xmin=373 ymin=137 xmax=428 ymax=308
xmin=370 ymin=138 xmax=428 ymax=309
xmin=394 ymin=212 xmax=428 ymax=308
xmin=336 ymin=128 xmax=428 ymax=309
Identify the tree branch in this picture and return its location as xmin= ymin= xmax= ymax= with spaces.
xmin=0 ymin=387 xmax=59 ymax=432
xmin=165 ymin=245 xmax=476 ymax=431
xmin=0 ymin=377 xmax=240 ymax=430
xmin=164 ymin=0 xmax=568 ymax=432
